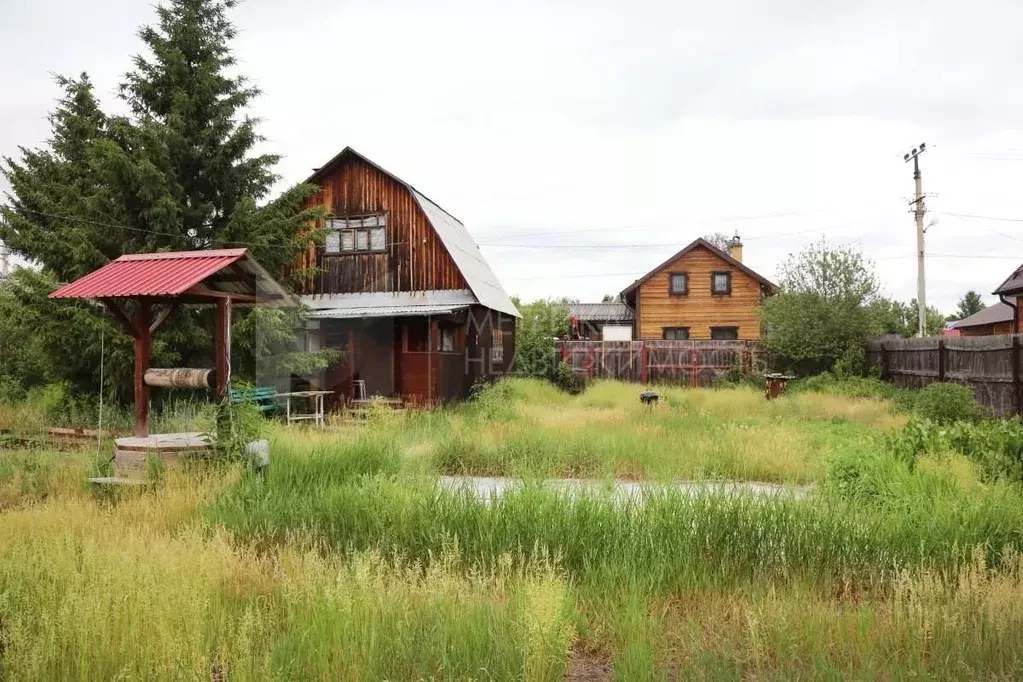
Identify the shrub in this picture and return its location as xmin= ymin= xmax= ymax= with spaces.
xmin=885 ymin=417 xmax=1023 ymax=483
xmin=914 ymin=382 xmax=983 ymax=424
xmin=552 ymin=362 xmax=587 ymax=395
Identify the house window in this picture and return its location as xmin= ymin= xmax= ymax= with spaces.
xmin=440 ymin=327 xmax=455 ymax=352
xmin=711 ymin=326 xmax=739 ymax=340
xmin=325 ymin=214 xmax=387 ymax=254
xmin=712 ymin=271 xmax=732 ymax=295
xmin=669 ymin=272 xmax=688 ymax=296
xmin=491 ymin=328 xmax=504 ymax=363
xmin=663 ymin=327 xmax=689 ymax=340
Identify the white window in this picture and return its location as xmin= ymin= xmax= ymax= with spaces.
xmin=440 ymin=327 xmax=455 ymax=352
xmin=370 ymin=227 xmax=385 ymax=251
xmin=491 ymin=328 xmax=504 ymax=363
xmin=325 ymin=215 xmax=387 ymax=254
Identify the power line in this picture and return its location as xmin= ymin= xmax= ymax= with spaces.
xmin=481 ymin=210 xmax=821 ymax=243
xmin=934 ymin=211 xmax=1023 ymax=223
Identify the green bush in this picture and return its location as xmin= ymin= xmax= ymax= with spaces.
xmin=913 ymin=382 xmax=984 ymax=424
xmin=885 ymin=417 xmax=1023 ymax=483
xmin=552 ymin=362 xmax=587 ymax=395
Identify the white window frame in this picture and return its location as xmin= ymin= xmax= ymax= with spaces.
xmin=325 ymin=214 xmax=388 ymax=254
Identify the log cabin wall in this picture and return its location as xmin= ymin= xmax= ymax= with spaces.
xmin=301 ymin=154 xmax=468 ymax=295
xmin=636 ymin=245 xmax=766 ymax=341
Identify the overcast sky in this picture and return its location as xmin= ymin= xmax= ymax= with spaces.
xmin=3 ymin=0 xmax=1023 ymax=311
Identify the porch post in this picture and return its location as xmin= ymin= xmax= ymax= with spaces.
xmin=215 ymin=297 xmax=232 ymax=399
xmin=134 ymin=301 xmax=152 ymax=437
xmin=428 ymin=314 xmax=435 ymax=403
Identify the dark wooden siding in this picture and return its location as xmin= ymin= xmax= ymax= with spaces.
xmin=301 ymin=154 xmax=468 ymax=295
xmin=322 ymin=319 xmax=395 ymax=403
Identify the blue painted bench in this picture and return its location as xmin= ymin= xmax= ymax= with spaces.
xmin=230 ymin=386 xmax=281 ymax=414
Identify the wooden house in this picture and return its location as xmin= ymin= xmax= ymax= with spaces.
xmin=946 ymin=302 xmax=1014 ymax=336
xmin=298 ymin=148 xmax=519 ymax=404
xmin=619 ymin=237 xmax=775 ymax=341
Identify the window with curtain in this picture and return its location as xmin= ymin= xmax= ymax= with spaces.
xmin=663 ymin=327 xmax=690 ymax=340
xmin=324 ymin=214 xmax=387 ymax=254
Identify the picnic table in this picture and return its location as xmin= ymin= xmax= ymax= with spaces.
xmin=277 ymin=390 xmax=333 ymax=427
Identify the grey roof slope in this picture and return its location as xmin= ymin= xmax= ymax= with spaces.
xmin=948 ymin=301 xmax=1014 ymax=329
xmin=994 ymin=264 xmax=1023 ymax=296
xmin=568 ymin=303 xmax=634 ymax=322
xmin=306 ymin=147 xmax=519 ymax=318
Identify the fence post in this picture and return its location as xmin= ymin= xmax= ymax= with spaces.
xmin=1014 ymin=335 xmax=1021 ymax=417
xmin=640 ymin=344 xmax=649 ymax=384
xmin=880 ymin=340 xmax=890 ymax=381
xmin=937 ymin=338 xmax=945 ymax=382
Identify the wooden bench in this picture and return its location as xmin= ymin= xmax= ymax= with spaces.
xmin=230 ymin=386 xmax=281 ymax=414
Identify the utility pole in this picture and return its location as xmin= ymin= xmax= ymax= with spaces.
xmin=904 ymin=142 xmax=927 ymax=337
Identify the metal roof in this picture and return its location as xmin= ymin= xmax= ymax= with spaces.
xmin=301 ymin=289 xmax=478 ymax=311
xmin=307 ymin=304 xmax=468 ymax=320
xmin=568 ymin=303 xmax=635 ymax=322
xmin=948 ymin=301 xmax=1014 ymax=329
xmin=306 ymin=147 xmax=519 ymax=318
xmin=411 ymin=189 xmax=519 ymax=318
xmin=301 ymin=290 xmax=477 ymax=320
xmin=49 ymin=248 xmax=294 ymax=304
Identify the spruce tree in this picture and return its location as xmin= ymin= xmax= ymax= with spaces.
xmin=0 ymin=0 xmax=327 ymax=400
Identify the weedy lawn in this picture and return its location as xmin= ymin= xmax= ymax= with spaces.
xmin=2 ymin=379 xmax=1023 ymax=680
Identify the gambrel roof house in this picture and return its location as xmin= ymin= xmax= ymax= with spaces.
xmin=297 ymin=148 xmax=518 ymax=404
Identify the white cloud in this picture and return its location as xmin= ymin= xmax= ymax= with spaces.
xmin=2 ymin=0 xmax=1023 ymax=309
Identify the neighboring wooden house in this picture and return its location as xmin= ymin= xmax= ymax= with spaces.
xmin=946 ymin=302 xmax=1015 ymax=336
xmin=619 ymin=237 xmax=776 ymax=341
xmin=993 ymin=265 xmax=1023 ymax=334
xmin=298 ymin=148 xmax=519 ymax=404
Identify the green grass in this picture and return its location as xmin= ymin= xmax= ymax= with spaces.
xmin=5 ymin=378 xmax=1023 ymax=679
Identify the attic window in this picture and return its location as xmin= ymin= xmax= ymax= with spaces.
xmin=325 ymin=214 xmax=387 ymax=254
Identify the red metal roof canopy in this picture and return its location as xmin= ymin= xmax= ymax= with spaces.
xmin=49 ymin=248 xmax=293 ymax=305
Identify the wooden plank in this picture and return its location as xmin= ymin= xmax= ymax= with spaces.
xmin=100 ymin=298 xmax=139 ymax=339
xmin=1014 ymin=335 xmax=1021 ymax=417
xmin=216 ymin=297 xmax=231 ymax=399
xmin=149 ymin=304 xmax=179 ymax=335
xmin=134 ymin=301 xmax=151 ymax=437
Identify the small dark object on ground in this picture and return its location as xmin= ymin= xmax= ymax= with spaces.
xmin=764 ymin=373 xmax=794 ymax=400
xmin=640 ymin=391 xmax=659 ymax=406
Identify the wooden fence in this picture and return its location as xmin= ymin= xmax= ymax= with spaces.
xmin=558 ymin=340 xmax=764 ymax=386
xmin=867 ymin=335 xmax=1023 ymax=416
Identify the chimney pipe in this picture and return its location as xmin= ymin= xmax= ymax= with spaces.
xmin=729 ymin=233 xmax=743 ymax=263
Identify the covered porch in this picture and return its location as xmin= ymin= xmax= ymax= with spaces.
xmin=304 ymin=291 xmax=477 ymax=406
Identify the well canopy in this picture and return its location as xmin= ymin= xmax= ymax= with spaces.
xmin=49 ymin=248 xmax=294 ymax=305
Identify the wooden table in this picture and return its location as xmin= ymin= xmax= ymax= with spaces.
xmin=277 ymin=390 xmax=333 ymax=427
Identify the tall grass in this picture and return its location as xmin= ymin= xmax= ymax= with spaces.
xmin=0 ymin=471 xmax=574 ymax=681
xmin=207 ymin=436 xmax=1023 ymax=594
xmin=6 ymin=380 xmax=1023 ymax=679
